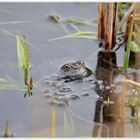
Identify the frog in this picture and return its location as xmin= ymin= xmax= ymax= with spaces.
xmin=60 ymin=60 xmax=93 ymax=82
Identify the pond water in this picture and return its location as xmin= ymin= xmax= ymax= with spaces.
xmin=0 ymin=2 xmax=140 ymax=137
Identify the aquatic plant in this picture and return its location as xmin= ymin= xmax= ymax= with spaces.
xmin=3 ymin=120 xmax=14 ymax=137
xmin=16 ymin=34 xmax=33 ymax=97
xmin=49 ymin=31 xmax=97 ymax=41
xmin=123 ymin=14 xmax=134 ymax=69
xmin=63 ymin=17 xmax=97 ymax=26
xmin=50 ymin=107 xmax=56 ymax=137
xmin=123 ymin=4 xmax=140 ymax=69
xmin=118 ymin=2 xmax=123 ymax=20
xmin=103 ymin=96 xmax=114 ymax=108
xmin=16 ymin=34 xmax=29 ymax=85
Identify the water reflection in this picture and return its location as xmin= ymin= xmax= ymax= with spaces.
xmin=92 ymin=50 xmax=125 ymax=137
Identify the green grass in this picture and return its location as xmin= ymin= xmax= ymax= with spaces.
xmin=16 ymin=34 xmax=29 ymax=86
xmin=16 ymin=34 xmax=33 ymax=97
xmin=119 ymin=2 xmax=123 ymax=20
xmin=49 ymin=31 xmax=97 ymax=41
xmin=123 ymin=14 xmax=134 ymax=69
xmin=63 ymin=17 xmax=97 ymax=26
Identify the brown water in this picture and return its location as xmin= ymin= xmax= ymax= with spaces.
xmin=0 ymin=2 xmax=140 ymax=137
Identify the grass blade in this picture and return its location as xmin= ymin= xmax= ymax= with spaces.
xmin=50 ymin=107 xmax=56 ymax=137
xmin=16 ymin=34 xmax=24 ymax=70
xmin=49 ymin=31 xmax=97 ymax=41
xmin=123 ymin=11 xmax=134 ymax=69
xmin=23 ymin=35 xmax=29 ymax=85
xmin=3 ymin=120 xmax=9 ymax=137
xmin=23 ymin=35 xmax=29 ymax=69
xmin=64 ymin=17 xmax=97 ymax=26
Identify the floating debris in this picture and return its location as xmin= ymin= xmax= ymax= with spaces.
xmin=48 ymin=14 xmax=61 ymax=23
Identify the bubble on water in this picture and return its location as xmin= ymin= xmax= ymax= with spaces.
xmin=97 ymin=80 xmax=103 ymax=85
xmin=43 ymin=89 xmax=50 ymax=93
xmin=43 ymin=76 xmax=50 ymax=81
xmin=58 ymin=87 xmax=72 ymax=92
xmin=98 ymin=96 xmax=104 ymax=101
xmin=44 ymin=93 xmax=54 ymax=98
xmin=69 ymin=94 xmax=80 ymax=100
xmin=55 ymin=96 xmax=67 ymax=101
xmin=89 ymin=84 xmax=96 ymax=89
xmin=99 ymin=85 xmax=104 ymax=90
xmin=91 ymin=81 xmax=98 ymax=84
xmin=86 ymin=78 xmax=95 ymax=83
xmin=81 ymin=93 xmax=89 ymax=96
xmin=105 ymin=86 xmax=111 ymax=90
xmin=44 ymin=81 xmax=51 ymax=85
xmin=49 ymin=99 xmax=69 ymax=106
xmin=53 ymin=92 xmax=66 ymax=96
xmin=50 ymin=81 xmax=59 ymax=87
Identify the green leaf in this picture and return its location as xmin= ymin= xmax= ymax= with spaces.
xmin=49 ymin=31 xmax=97 ymax=41
xmin=23 ymin=35 xmax=29 ymax=69
xmin=16 ymin=34 xmax=24 ymax=69
xmin=119 ymin=2 xmax=123 ymax=20
xmin=123 ymin=52 xmax=130 ymax=69
xmin=130 ymin=41 xmax=140 ymax=52
xmin=64 ymin=17 xmax=96 ymax=26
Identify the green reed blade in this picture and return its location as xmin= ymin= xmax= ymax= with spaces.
xmin=3 ymin=120 xmax=9 ymax=137
xmin=64 ymin=17 xmax=96 ymax=26
xmin=123 ymin=12 xmax=134 ymax=69
xmin=128 ymin=94 xmax=135 ymax=107
xmin=50 ymin=107 xmax=56 ymax=137
xmin=70 ymin=35 xmax=98 ymax=40
xmin=23 ymin=67 xmax=28 ymax=86
xmin=119 ymin=2 xmax=123 ymax=20
xmin=23 ymin=35 xmax=29 ymax=69
xmin=16 ymin=34 xmax=24 ymax=70
xmin=49 ymin=31 xmax=97 ymax=41
xmin=23 ymin=35 xmax=29 ymax=85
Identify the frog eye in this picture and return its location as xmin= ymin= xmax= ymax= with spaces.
xmin=65 ymin=65 xmax=71 ymax=70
